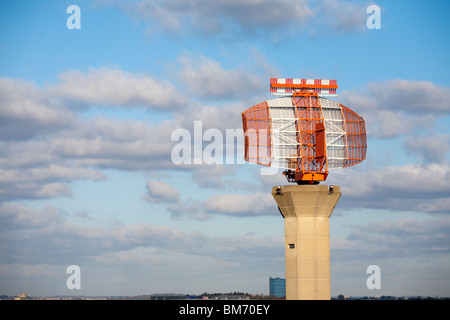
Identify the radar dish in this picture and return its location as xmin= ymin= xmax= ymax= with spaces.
xmin=242 ymin=78 xmax=367 ymax=183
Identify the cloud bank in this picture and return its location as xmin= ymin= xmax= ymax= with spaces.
xmin=1 ymin=49 xmax=450 ymax=296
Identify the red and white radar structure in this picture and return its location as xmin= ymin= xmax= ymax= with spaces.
xmin=242 ymin=78 xmax=367 ymax=184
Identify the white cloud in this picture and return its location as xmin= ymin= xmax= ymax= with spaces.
xmin=176 ymin=54 xmax=263 ymax=99
xmin=142 ymin=178 xmax=180 ymax=203
xmin=0 ymin=201 xmax=283 ymax=295
xmin=190 ymin=164 xmax=237 ymax=189
xmin=3 ymin=67 xmax=450 ymax=219
xmin=0 ymin=165 xmax=105 ymax=202
xmin=0 ymin=77 xmax=77 ymax=140
xmin=312 ymin=0 xmax=369 ymax=34
xmin=153 ymin=187 xmax=278 ymax=220
xmin=48 ymin=67 xmax=185 ymax=110
xmin=404 ymin=133 xmax=450 ymax=164
xmin=369 ymin=79 xmax=450 ymax=114
xmin=47 ymin=115 xmax=181 ymax=172
xmin=0 ymin=108 xmax=176 ymax=202
xmin=52 ymin=136 xmax=172 ymax=169
xmin=2 ymin=200 xmax=448 ymax=296
xmin=330 ymin=216 xmax=450 ymax=296
xmin=204 ymin=192 xmax=275 ymax=217
xmin=119 ymin=0 xmax=313 ymax=35
xmin=0 ymin=203 xmax=64 ymax=232
xmin=341 ymin=79 xmax=450 ymax=138
xmin=334 ymin=217 xmax=450 ymax=259
xmin=329 ymin=163 xmax=450 ymax=214
xmin=99 ymin=0 xmax=372 ymax=37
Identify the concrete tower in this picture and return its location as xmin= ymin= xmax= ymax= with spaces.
xmin=272 ymin=184 xmax=341 ymax=300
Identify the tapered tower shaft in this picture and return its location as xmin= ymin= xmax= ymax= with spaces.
xmin=272 ymin=184 xmax=341 ymax=300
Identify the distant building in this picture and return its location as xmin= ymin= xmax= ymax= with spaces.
xmin=14 ymin=293 xmax=28 ymax=300
xmin=269 ymin=277 xmax=286 ymax=298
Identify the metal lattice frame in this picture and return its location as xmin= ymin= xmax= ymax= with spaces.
xmin=293 ymin=91 xmax=327 ymax=177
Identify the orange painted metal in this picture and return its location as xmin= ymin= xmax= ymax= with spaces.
xmin=290 ymin=90 xmax=328 ymax=182
xmin=315 ymin=122 xmax=326 ymax=162
xmin=242 ymin=101 xmax=272 ymax=167
xmin=340 ymin=104 xmax=367 ymax=168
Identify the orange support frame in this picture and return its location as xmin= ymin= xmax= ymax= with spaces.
xmin=288 ymin=89 xmax=328 ymax=183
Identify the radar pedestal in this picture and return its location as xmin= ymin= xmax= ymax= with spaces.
xmin=272 ymin=184 xmax=341 ymax=300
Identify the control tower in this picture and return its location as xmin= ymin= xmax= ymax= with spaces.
xmin=242 ymin=78 xmax=367 ymax=299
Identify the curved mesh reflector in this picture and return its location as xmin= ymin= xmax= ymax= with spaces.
xmin=242 ymin=96 xmax=367 ymax=172
xmin=242 ymin=101 xmax=272 ymax=166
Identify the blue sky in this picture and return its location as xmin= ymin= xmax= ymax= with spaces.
xmin=1 ymin=0 xmax=450 ymax=297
